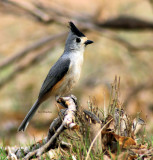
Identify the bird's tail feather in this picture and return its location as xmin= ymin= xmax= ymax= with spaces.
xmin=18 ymin=100 xmax=40 ymax=132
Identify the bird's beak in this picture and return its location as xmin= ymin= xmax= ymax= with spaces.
xmin=84 ymin=40 xmax=94 ymax=45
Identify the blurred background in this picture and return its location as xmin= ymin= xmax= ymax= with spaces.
xmin=0 ymin=0 xmax=153 ymax=146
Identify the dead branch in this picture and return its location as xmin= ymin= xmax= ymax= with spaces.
xmin=80 ymin=22 xmax=153 ymax=52
xmin=4 ymin=0 xmax=52 ymax=22
xmin=2 ymin=1 xmax=153 ymax=54
xmin=102 ymin=33 xmax=153 ymax=52
xmin=5 ymin=96 xmax=77 ymax=159
xmin=97 ymin=16 xmax=153 ymax=30
xmin=14 ymin=110 xmax=66 ymax=158
xmin=0 ymin=40 xmax=63 ymax=89
xmin=4 ymin=94 xmax=149 ymax=159
xmin=4 ymin=0 xmax=153 ymax=30
xmin=0 ymin=32 xmax=66 ymax=70
xmin=23 ymin=96 xmax=78 ymax=159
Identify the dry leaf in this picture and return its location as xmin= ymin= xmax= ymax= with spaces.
xmin=114 ymin=134 xmax=136 ymax=148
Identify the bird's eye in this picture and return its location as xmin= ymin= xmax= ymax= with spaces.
xmin=76 ymin=38 xmax=81 ymax=43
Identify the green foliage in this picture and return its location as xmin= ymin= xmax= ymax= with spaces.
xmin=0 ymin=148 xmax=7 ymax=160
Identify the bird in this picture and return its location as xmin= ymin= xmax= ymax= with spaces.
xmin=18 ymin=22 xmax=93 ymax=132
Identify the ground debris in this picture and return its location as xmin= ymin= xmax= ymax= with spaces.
xmin=3 ymin=80 xmax=153 ymax=160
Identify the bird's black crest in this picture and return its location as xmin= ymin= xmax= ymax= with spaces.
xmin=69 ymin=22 xmax=85 ymax=37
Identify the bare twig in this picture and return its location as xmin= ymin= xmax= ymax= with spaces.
xmin=81 ymin=22 xmax=153 ymax=52
xmin=85 ymin=118 xmax=113 ymax=160
xmin=4 ymin=0 xmax=52 ymax=22
xmin=23 ymin=125 xmax=64 ymax=160
xmin=24 ymin=96 xmax=77 ymax=159
xmin=6 ymin=110 xmax=66 ymax=159
xmin=0 ymin=32 xmax=66 ymax=70
xmin=103 ymin=33 xmax=153 ymax=52
xmin=3 ymin=0 xmax=153 ymax=30
xmin=2 ymin=1 xmax=153 ymax=53
xmin=97 ymin=16 xmax=153 ymax=30
xmin=0 ymin=40 xmax=63 ymax=89
xmin=5 ymin=96 xmax=77 ymax=159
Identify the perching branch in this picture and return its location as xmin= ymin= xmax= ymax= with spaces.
xmin=5 ymin=96 xmax=77 ymax=159
xmin=5 ymin=109 xmax=66 ymax=159
xmin=23 ymin=96 xmax=78 ymax=159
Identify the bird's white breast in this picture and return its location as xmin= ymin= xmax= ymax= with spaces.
xmin=57 ymin=51 xmax=84 ymax=96
xmin=68 ymin=50 xmax=84 ymax=83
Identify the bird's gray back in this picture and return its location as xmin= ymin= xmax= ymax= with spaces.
xmin=38 ymin=56 xmax=70 ymax=100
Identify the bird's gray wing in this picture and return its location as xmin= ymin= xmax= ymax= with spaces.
xmin=38 ymin=58 xmax=70 ymax=99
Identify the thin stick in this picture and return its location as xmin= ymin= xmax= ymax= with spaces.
xmin=85 ymin=118 xmax=113 ymax=160
xmin=0 ymin=32 xmax=66 ymax=70
xmin=4 ymin=0 xmax=52 ymax=22
xmin=24 ymin=96 xmax=77 ymax=159
xmin=0 ymin=40 xmax=62 ymax=89
xmin=24 ymin=124 xmax=64 ymax=160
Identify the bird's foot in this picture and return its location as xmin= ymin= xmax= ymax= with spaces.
xmin=69 ymin=94 xmax=78 ymax=108
xmin=56 ymin=95 xmax=78 ymax=109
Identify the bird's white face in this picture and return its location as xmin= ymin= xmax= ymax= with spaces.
xmin=65 ymin=33 xmax=92 ymax=52
xmin=70 ymin=36 xmax=88 ymax=50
